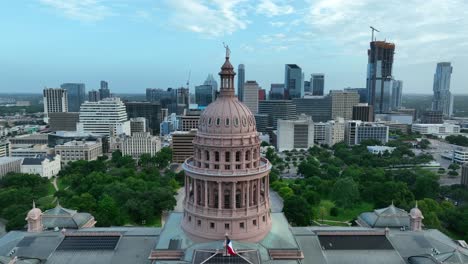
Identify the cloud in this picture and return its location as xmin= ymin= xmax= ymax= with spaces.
xmin=38 ymin=0 xmax=114 ymax=22
xmin=257 ymin=0 xmax=294 ymax=17
xmin=166 ymin=0 xmax=248 ymax=37
xmin=305 ymin=0 xmax=468 ymax=63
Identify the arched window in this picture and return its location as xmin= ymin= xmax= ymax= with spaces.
xmin=253 ymin=149 xmax=257 ymax=159
xmin=245 ymin=150 xmax=251 ymax=161
xmin=234 ymin=117 xmax=239 ymax=127
xmin=225 ymin=152 xmax=231 ymax=162
xmin=215 ymin=151 xmax=220 ymax=162
xmin=225 ymin=118 xmax=230 ymax=126
xmin=235 ymin=151 xmax=241 ymax=162
xmin=205 ymin=150 xmax=210 ymax=161
xmin=208 ymin=118 xmax=212 ymax=126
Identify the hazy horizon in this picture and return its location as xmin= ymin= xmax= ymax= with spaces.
xmin=1 ymin=1 xmax=467 ymax=94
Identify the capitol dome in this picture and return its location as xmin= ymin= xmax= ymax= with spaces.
xmin=182 ymin=46 xmax=272 ymax=242
xmin=198 ymin=97 xmax=257 ymax=135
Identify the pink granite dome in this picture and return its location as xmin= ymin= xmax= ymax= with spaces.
xmin=198 ymin=97 xmax=257 ymax=135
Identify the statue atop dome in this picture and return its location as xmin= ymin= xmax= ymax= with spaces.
xmin=223 ymin=42 xmax=230 ymax=58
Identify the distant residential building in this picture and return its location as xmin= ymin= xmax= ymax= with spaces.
xmin=314 ymin=119 xmax=345 ymax=146
xmin=304 ymin=81 xmax=311 ymax=93
xmin=43 ymin=88 xmax=68 ymax=123
xmin=48 ymin=112 xmax=80 ymax=131
xmin=421 ymin=111 xmax=443 ymax=124
xmin=129 ymin=117 xmax=147 ymax=134
xmin=411 ymin=123 xmax=460 ymax=137
xmin=311 ymin=74 xmax=325 ymax=96
xmin=77 ymin=98 xmax=130 ymax=136
xmin=0 ymin=157 xmax=22 ymax=177
xmin=237 ymin=64 xmax=245 ymax=102
xmin=293 ymin=96 xmax=332 ymax=122
xmin=119 ymin=132 xmax=161 ymax=159
xmin=55 ymin=140 xmax=102 ymax=164
xmin=277 ymin=114 xmax=314 ymax=152
xmin=432 ymin=62 xmax=454 ymax=117
xmin=16 ymin=101 xmax=31 ymax=106
xmin=125 ymin=101 xmax=162 ymax=135
xmin=285 ymin=64 xmax=304 ymax=99
xmin=172 ymin=130 xmax=197 ymax=163
xmin=180 ymin=109 xmax=201 ymax=132
xmin=391 ymin=80 xmax=403 ymax=110
xmin=61 ymin=83 xmax=86 ymax=112
xmin=47 ymin=131 xmax=108 ymax=153
xmin=244 ymin=81 xmax=260 ymax=114
xmin=366 ymin=41 xmax=395 ymax=114
xmin=375 ymin=113 xmax=413 ymax=125
xmin=462 ymin=163 xmax=468 ymax=188
xmin=9 ymin=134 xmax=48 ymax=146
xmin=258 ymin=100 xmax=296 ymax=129
xmin=0 ymin=141 xmax=10 ymax=157
xmin=160 ymin=113 xmax=179 ymax=136
xmin=269 ymin=84 xmax=285 ymax=100
xmin=330 ymin=90 xmax=359 ymax=120
xmin=258 ymin=89 xmax=266 ymax=101
xmin=345 ymin=87 xmax=368 ymax=103
xmin=195 ymin=84 xmax=215 ymax=107
xmin=21 ymin=155 xmax=61 ymax=179
xmin=353 ymin=103 xmax=374 ymax=122
xmin=452 ymin=148 xmax=468 ymax=164
xmin=367 ymin=146 xmax=396 ymax=155
xmin=345 ymin=121 xmax=389 ymax=146
xmin=99 ymin=80 xmax=111 ymax=99
xmin=11 ymin=144 xmax=51 ymax=158
xmin=88 ymin=90 xmax=100 ymax=102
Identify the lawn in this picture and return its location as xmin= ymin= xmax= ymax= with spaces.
xmin=56 ymin=177 xmax=69 ymax=190
xmin=314 ymin=200 xmax=374 ymax=222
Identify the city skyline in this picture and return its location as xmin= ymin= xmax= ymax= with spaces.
xmin=1 ymin=1 xmax=468 ymax=94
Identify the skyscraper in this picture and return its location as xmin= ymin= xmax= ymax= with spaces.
xmin=391 ymin=80 xmax=403 ymax=110
xmin=237 ymin=64 xmax=245 ymax=101
xmin=88 ymin=90 xmax=100 ymax=102
xmin=330 ymin=90 xmax=359 ymax=120
xmin=43 ymin=88 xmax=68 ymax=123
xmin=61 ymin=83 xmax=86 ymax=112
xmin=311 ymin=74 xmax=325 ymax=96
xmin=244 ymin=80 xmax=260 ymax=114
xmin=366 ymin=41 xmax=395 ymax=114
xmin=125 ymin=101 xmax=162 ymax=135
xmin=99 ymin=80 xmax=110 ymax=100
xmin=285 ymin=64 xmax=303 ymax=99
xmin=269 ymin=84 xmax=285 ymax=100
xmin=195 ymin=75 xmax=218 ymax=107
xmin=432 ymin=62 xmax=454 ymax=117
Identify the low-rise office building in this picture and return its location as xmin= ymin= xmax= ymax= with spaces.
xmin=55 ymin=140 xmax=102 ymax=164
xmin=172 ymin=130 xmax=197 ymax=163
xmin=48 ymin=112 xmax=80 ymax=131
xmin=0 ymin=157 xmax=23 ymax=177
xmin=0 ymin=141 xmax=10 ymax=157
xmin=11 ymin=144 xmax=52 ymax=158
xmin=277 ymin=114 xmax=314 ymax=151
xmin=118 ymin=132 xmax=162 ymax=159
xmin=411 ymin=123 xmax=460 ymax=137
xmin=345 ymin=121 xmax=389 ymax=146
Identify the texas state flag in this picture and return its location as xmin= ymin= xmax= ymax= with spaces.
xmin=225 ymin=237 xmax=236 ymax=256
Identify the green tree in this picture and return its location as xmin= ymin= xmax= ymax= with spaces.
xmin=96 ymin=195 xmax=121 ymax=226
xmin=284 ymin=195 xmax=314 ymax=226
xmin=331 ymin=177 xmax=360 ymax=207
xmin=448 ymin=163 xmax=460 ymax=171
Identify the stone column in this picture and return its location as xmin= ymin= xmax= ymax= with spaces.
xmin=218 ymin=181 xmax=222 ymax=210
xmin=232 ymin=182 xmax=236 ymax=209
xmin=194 ymin=179 xmax=198 ymax=206
xmin=204 ymin=180 xmax=208 ymax=208
xmin=257 ymin=178 xmax=261 ymax=206
xmin=246 ymin=181 xmax=250 ymax=209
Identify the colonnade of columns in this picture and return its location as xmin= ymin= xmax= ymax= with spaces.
xmin=194 ymin=147 xmax=260 ymax=170
xmin=185 ymin=175 xmax=269 ymax=210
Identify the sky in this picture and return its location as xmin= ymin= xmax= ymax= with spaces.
xmin=1 ymin=0 xmax=468 ymax=95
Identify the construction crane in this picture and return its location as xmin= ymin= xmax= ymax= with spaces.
xmin=186 ymin=70 xmax=191 ymax=89
xmin=370 ymin=26 xmax=380 ymax=41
